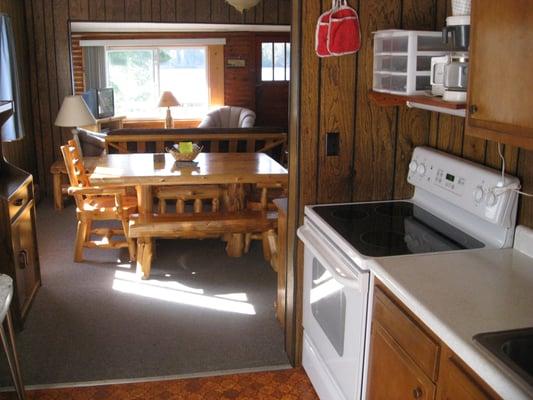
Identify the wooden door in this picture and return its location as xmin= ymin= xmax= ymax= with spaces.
xmin=367 ymin=321 xmax=436 ymax=400
xmin=466 ymin=0 xmax=533 ymax=149
xmin=11 ymin=204 xmax=40 ymax=317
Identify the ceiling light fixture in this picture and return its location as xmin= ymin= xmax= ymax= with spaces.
xmin=225 ymin=0 xmax=261 ymax=13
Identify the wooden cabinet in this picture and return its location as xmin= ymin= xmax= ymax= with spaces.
xmin=368 ymin=321 xmax=436 ymax=400
xmin=0 ymin=169 xmax=41 ymax=329
xmin=367 ymin=283 xmax=501 ymax=400
xmin=466 ymin=0 xmax=533 ymax=149
xmin=0 ymin=101 xmax=41 ymax=329
xmin=437 ymin=347 xmax=498 ymax=400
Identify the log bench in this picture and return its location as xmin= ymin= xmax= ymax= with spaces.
xmin=129 ymin=210 xmax=278 ymax=278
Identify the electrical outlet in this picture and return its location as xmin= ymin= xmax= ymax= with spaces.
xmin=326 ymin=132 xmax=340 ymax=156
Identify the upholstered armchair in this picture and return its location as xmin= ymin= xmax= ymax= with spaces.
xmin=198 ymin=106 xmax=256 ymax=129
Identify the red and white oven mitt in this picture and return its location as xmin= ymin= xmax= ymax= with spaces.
xmin=316 ymin=0 xmax=361 ymax=57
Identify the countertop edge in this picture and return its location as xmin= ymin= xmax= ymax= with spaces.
xmin=370 ymin=258 xmax=533 ymax=400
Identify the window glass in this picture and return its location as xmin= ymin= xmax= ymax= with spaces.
xmin=260 ymin=41 xmax=290 ymax=82
xmin=273 ymin=42 xmax=286 ymax=81
xmin=285 ymin=43 xmax=291 ymax=81
xmin=107 ymin=49 xmax=157 ymax=119
xmin=158 ymin=48 xmax=208 ymax=119
xmin=107 ymin=47 xmax=208 ymax=119
xmin=261 ymin=43 xmax=273 ymax=81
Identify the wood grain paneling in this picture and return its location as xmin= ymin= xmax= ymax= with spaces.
xmin=353 ymin=0 xmax=401 ymax=202
xmin=288 ymin=0 xmax=533 ymax=366
xmin=23 ymin=0 xmax=290 ymax=197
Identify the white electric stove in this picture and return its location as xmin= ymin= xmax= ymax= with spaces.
xmin=297 ymin=146 xmax=520 ymax=400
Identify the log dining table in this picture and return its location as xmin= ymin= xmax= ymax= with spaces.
xmin=89 ymin=152 xmax=288 ymax=278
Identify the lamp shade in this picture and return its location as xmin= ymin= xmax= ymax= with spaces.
xmin=225 ymin=0 xmax=261 ymax=12
xmin=158 ymin=91 xmax=180 ymax=108
xmin=55 ymin=95 xmax=96 ymax=127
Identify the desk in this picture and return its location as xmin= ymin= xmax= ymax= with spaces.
xmin=90 ymin=152 xmax=288 ymax=278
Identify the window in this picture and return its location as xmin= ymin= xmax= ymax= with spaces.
xmin=261 ymin=42 xmax=290 ymax=82
xmin=106 ymin=47 xmax=208 ymax=119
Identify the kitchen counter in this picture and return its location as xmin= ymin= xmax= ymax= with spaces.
xmin=370 ymin=226 xmax=533 ymax=399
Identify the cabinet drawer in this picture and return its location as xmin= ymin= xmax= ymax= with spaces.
xmin=9 ymin=182 xmax=31 ymax=221
xmin=374 ymin=287 xmax=440 ymax=381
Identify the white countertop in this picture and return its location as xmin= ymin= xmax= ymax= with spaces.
xmin=370 ymin=237 xmax=533 ymax=399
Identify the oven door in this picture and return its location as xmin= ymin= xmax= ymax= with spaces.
xmin=298 ymin=222 xmax=369 ymax=400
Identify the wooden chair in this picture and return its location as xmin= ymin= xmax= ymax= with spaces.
xmin=60 ymin=139 xmax=137 ymax=262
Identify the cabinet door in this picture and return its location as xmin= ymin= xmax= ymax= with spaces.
xmin=437 ymin=352 xmax=499 ymax=400
xmin=466 ymin=0 xmax=533 ymax=149
xmin=11 ymin=204 xmax=40 ymax=317
xmin=367 ymin=321 xmax=436 ymax=400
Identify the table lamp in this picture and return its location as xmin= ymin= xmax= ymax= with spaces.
xmin=54 ymin=95 xmax=96 ymax=136
xmin=158 ymin=91 xmax=180 ymax=129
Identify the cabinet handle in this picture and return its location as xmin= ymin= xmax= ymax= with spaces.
xmin=18 ymin=250 xmax=28 ymax=269
xmin=469 ymin=105 xmax=478 ymax=115
xmin=412 ymin=387 xmax=423 ymax=399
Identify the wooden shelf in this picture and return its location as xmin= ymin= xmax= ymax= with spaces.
xmin=369 ymin=91 xmax=466 ymax=110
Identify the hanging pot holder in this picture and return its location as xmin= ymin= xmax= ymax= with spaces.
xmin=315 ymin=0 xmax=361 ymax=57
xmin=328 ymin=0 xmax=361 ymax=56
xmin=315 ymin=7 xmax=332 ymax=57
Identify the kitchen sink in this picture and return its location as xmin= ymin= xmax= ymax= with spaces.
xmin=474 ymin=328 xmax=533 ymax=388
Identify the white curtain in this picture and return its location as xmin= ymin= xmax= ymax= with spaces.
xmin=83 ymin=46 xmax=107 ymax=89
xmin=0 ymin=13 xmax=24 ymax=141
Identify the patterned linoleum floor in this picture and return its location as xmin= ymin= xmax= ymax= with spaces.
xmin=0 ymin=368 xmax=318 ymax=400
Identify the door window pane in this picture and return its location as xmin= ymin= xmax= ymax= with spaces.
xmin=285 ymin=43 xmax=291 ymax=80
xmin=261 ymin=43 xmax=273 ymax=81
xmin=274 ymin=42 xmax=286 ymax=81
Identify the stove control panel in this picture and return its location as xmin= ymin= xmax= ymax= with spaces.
xmin=408 ymin=147 xmax=520 ymax=227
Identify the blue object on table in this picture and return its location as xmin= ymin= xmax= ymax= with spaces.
xmin=0 ymin=274 xmax=26 ymax=399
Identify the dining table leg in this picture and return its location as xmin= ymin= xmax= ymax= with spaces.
xmin=135 ymin=185 xmax=154 ymax=279
xmin=224 ymin=184 xmax=246 ymax=257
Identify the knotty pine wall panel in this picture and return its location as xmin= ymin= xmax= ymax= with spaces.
xmin=24 ymin=0 xmax=290 ymax=196
xmin=297 ymin=0 xmax=533 ymax=236
xmin=0 ymin=0 xmax=35 ymax=177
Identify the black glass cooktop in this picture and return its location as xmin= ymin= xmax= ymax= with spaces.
xmin=312 ymin=201 xmax=484 ymax=257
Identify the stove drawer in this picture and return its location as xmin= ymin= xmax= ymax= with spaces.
xmin=373 ymin=286 xmax=440 ymax=381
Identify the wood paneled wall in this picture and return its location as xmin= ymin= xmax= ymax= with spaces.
xmin=297 ymin=0 xmax=533 ymax=227
xmin=23 ymin=0 xmax=290 ymax=196
xmin=286 ymin=0 xmax=533 ymax=364
xmin=0 ymin=0 xmax=36 ymax=176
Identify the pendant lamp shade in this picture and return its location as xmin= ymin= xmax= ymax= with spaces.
xmin=225 ymin=0 xmax=261 ymax=13
xmin=158 ymin=91 xmax=180 ymax=108
xmin=55 ymin=95 xmax=96 ymax=127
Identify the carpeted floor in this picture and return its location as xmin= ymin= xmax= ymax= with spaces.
xmin=0 ymin=368 xmax=317 ymax=400
xmin=0 ymin=201 xmax=288 ymax=387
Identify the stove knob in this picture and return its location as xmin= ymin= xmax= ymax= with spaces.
xmin=486 ymin=191 xmax=498 ymax=207
xmin=417 ymin=164 xmax=427 ymax=176
xmin=474 ymin=186 xmax=484 ymax=203
xmin=409 ymin=161 xmax=418 ymax=172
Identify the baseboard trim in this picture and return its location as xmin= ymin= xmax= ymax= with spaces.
xmin=0 ymin=364 xmax=293 ymax=392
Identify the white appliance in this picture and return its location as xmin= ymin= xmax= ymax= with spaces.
xmin=297 ymin=146 xmax=520 ymax=400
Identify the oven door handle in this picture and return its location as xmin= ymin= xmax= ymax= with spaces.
xmin=298 ymin=225 xmax=364 ymax=291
